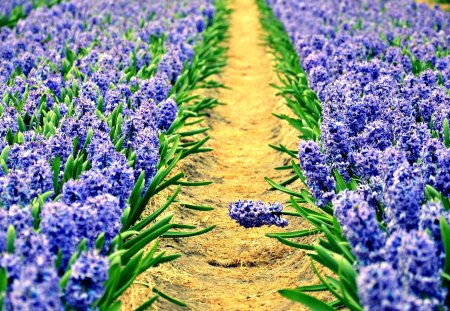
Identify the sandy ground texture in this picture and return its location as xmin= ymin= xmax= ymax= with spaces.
xmin=121 ymin=0 xmax=329 ymax=310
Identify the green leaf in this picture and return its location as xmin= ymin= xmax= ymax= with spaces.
xmin=161 ymin=225 xmax=216 ymax=238
xmin=445 ymin=118 xmax=450 ymax=148
xmin=440 ymin=216 xmax=450 ymax=281
xmin=6 ymin=225 xmax=15 ymax=253
xmin=278 ymin=290 xmax=334 ymax=311
xmin=0 ymin=269 xmax=7 ymax=293
xmin=135 ymin=296 xmax=159 ymax=311
xmin=96 ymin=233 xmax=105 ymax=251
xmin=153 ymin=288 xmax=187 ymax=307
xmin=106 ymin=301 xmax=122 ymax=311
xmin=181 ymin=203 xmax=214 ymax=211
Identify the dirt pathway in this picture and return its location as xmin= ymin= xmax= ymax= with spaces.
xmin=123 ymin=0 xmax=316 ymax=309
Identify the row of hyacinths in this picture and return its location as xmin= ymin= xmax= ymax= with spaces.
xmin=256 ymin=0 xmax=450 ymax=310
xmin=0 ymin=0 xmax=224 ymax=309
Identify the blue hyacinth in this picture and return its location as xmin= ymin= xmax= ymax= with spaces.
xmin=298 ymin=141 xmax=335 ymax=207
xmin=333 ymin=190 xmax=386 ymax=265
xmin=65 ymin=251 xmax=109 ymax=310
xmin=228 ymin=200 xmax=288 ymax=228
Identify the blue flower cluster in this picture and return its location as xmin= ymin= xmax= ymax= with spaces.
xmin=298 ymin=141 xmax=335 ymax=207
xmin=0 ymin=0 xmax=33 ymax=22
xmin=266 ymin=0 xmax=450 ymax=307
xmin=0 ymin=0 xmax=216 ymax=308
xmin=228 ymin=200 xmax=288 ymax=228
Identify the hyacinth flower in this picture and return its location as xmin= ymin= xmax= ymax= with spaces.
xmin=298 ymin=140 xmax=335 ymax=207
xmin=357 ymin=263 xmax=413 ymax=311
xmin=333 ymin=190 xmax=386 ymax=265
xmin=383 ymin=163 xmax=425 ymax=232
xmin=64 ymin=250 xmax=109 ymax=310
xmin=228 ymin=200 xmax=288 ymax=228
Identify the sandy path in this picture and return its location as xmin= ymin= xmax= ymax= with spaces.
xmin=122 ymin=0 xmax=317 ymax=309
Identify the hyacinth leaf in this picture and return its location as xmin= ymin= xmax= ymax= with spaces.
xmin=265 ymin=177 xmax=305 ymax=199
xmin=129 ymin=187 xmax=181 ymax=233
xmin=292 ymin=161 xmax=307 ymax=184
xmin=311 ymin=244 xmax=339 ymax=272
xmin=171 ymin=224 xmax=197 ymax=230
xmin=266 ymin=228 xmax=321 ymax=239
xmin=67 ymin=239 xmax=87 ymax=269
xmin=278 ymin=290 xmax=334 ymax=311
xmin=333 ymin=170 xmax=350 ymax=193
xmin=159 ymin=135 xmax=180 ymax=167
xmin=177 ymin=180 xmax=213 ymax=187
xmin=105 ymin=301 xmax=121 ymax=311
xmin=121 ymin=223 xmax=174 ymax=263
xmin=59 ymin=268 xmax=71 ymax=290
xmin=154 ymin=254 xmax=183 ymax=270
xmin=443 ymin=273 xmax=450 ymax=282
xmin=153 ymin=173 xmax=185 ymax=196
xmin=0 ymin=269 xmax=6 ymax=305
xmin=96 ymin=233 xmax=106 ymax=251
xmin=272 ymin=113 xmax=304 ymax=133
xmin=179 ymin=127 xmax=210 ymax=137
xmin=445 ymin=118 xmax=450 ymax=148
xmin=6 ymin=225 xmax=15 ymax=253
xmin=309 ymin=261 xmax=349 ymax=310
xmin=440 ymin=216 xmax=450 ymax=287
xmin=17 ymin=115 xmax=26 ymax=132
xmin=152 ymin=288 xmax=188 ymax=307
xmin=63 ymin=154 xmax=75 ymax=182
xmin=127 ymin=171 xmax=145 ymax=214
xmin=161 ymin=225 xmax=216 ymax=238
xmin=268 ymin=143 xmax=297 ymax=158
xmin=112 ymin=251 xmax=144 ymax=299
xmin=321 ymin=226 xmax=354 ymax=262
xmin=1 ymin=146 xmax=9 ymax=166
xmin=98 ymin=262 xmax=121 ymax=309
xmin=271 ymin=175 xmax=299 ymax=189
xmin=126 ymin=154 xmax=181 ymax=228
xmin=5 ymin=129 xmax=14 ymax=145
xmin=185 ymin=118 xmax=205 ymax=127
xmin=296 ymin=284 xmax=328 ymax=292
xmin=139 ymin=241 xmax=160 ymax=269
xmin=140 ymin=251 xmax=167 ymax=272
xmin=182 ymin=203 xmax=215 ymax=211
xmin=337 ymin=257 xmax=358 ymax=296
xmin=180 ymin=136 xmax=210 ymax=159
xmin=425 ymin=185 xmax=441 ymax=200
xmin=123 ymin=214 xmax=173 ymax=249
xmin=274 ymin=236 xmax=314 ymax=250
xmin=135 ymin=295 xmax=159 ymax=311
xmin=275 ymin=164 xmax=294 ymax=171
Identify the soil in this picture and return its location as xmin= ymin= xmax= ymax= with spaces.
xmin=121 ymin=0 xmax=328 ymax=309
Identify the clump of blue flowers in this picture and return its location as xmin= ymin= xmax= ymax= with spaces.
xmin=228 ymin=200 xmax=288 ymax=228
xmin=64 ymin=251 xmax=109 ymax=309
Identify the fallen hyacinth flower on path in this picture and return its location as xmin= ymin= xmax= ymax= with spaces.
xmin=122 ymin=0 xmax=324 ymax=309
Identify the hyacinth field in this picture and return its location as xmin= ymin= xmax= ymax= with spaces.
xmin=1 ymin=0 xmax=450 ymax=310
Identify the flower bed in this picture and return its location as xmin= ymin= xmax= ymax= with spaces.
xmin=0 ymin=0 xmax=229 ymax=309
xmin=258 ymin=0 xmax=450 ymax=309
xmin=0 ymin=0 xmax=61 ymax=28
